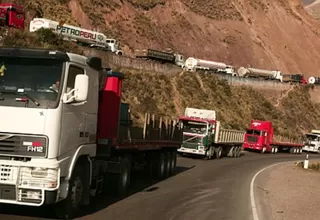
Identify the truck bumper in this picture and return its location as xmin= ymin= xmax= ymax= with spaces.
xmin=0 ymin=161 xmax=60 ymax=206
xmin=302 ymin=147 xmax=318 ymax=153
xmin=178 ymin=147 xmax=206 ymax=155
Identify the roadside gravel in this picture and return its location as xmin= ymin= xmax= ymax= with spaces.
xmin=254 ymin=160 xmax=320 ymax=220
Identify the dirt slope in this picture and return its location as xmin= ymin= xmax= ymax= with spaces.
xmin=20 ymin=0 xmax=320 ymax=77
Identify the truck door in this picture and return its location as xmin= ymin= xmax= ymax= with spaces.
xmin=59 ymin=64 xmax=92 ymax=155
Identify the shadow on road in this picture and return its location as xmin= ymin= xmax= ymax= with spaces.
xmin=0 ymin=165 xmax=195 ymax=219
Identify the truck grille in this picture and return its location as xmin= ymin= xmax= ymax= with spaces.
xmin=0 ymin=165 xmax=18 ymax=184
xmin=246 ymin=135 xmax=258 ymax=143
xmin=0 ymin=133 xmax=47 ymax=157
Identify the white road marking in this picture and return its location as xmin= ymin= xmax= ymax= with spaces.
xmin=250 ymin=160 xmax=296 ymax=220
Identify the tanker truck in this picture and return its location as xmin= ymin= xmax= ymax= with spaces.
xmin=29 ymin=18 xmax=123 ymax=55
xmin=178 ymin=107 xmax=245 ymax=159
xmin=0 ymin=47 xmax=182 ymax=219
xmin=184 ymin=57 xmax=237 ymax=76
xmin=237 ymin=67 xmax=283 ymax=82
xmin=308 ymin=76 xmax=320 ymax=84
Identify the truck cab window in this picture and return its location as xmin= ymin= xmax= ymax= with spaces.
xmin=66 ymin=65 xmax=84 ymax=93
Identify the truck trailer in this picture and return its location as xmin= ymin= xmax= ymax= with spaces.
xmin=243 ymin=120 xmax=304 ymax=154
xmin=29 ymin=18 xmax=123 ymax=55
xmin=184 ymin=57 xmax=237 ymax=76
xmin=237 ymin=67 xmax=283 ymax=82
xmin=134 ymin=48 xmax=185 ymax=67
xmin=0 ymin=47 xmax=181 ymax=219
xmin=177 ymin=107 xmax=245 ymax=159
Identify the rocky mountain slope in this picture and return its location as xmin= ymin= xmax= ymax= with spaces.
xmin=19 ymin=0 xmax=320 ymax=77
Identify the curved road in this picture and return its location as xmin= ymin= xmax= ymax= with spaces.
xmin=0 ymin=152 xmax=317 ymax=220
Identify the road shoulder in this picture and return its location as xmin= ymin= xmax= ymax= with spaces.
xmin=254 ymin=161 xmax=320 ymax=220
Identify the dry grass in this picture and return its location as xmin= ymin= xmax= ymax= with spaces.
xmin=19 ymin=0 xmax=79 ymax=25
xmin=181 ymin=0 xmax=243 ymax=21
xmin=120 ymin=69 xmax=320 ymax=140
xmin=127 ymin=0 xmax=165 ymax=10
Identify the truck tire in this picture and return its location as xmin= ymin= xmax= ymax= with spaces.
xmin=55 ymin=163 xmax=86 ymax=219
xmin=106 ymin=156 xmax=132 ymax=196
xmin=228 ymin=146 xmax=234 ymax=158
xmin=271 ymin=148 xmax=275 ymax=153
xmin=261 ymin=147 xmax=266 ymax=154
xmin=231 ymin=147 xmax=237 ymax=158
xmin=235 ymin=146 xmax=241 ymax=157
xmin=153 ymin=152 xmax=166 ymax=180
xmin=117 ymin=156 xmax=132 ymax=196
xmin=215 ymin=147 xmax=222 ymax=159
xmin=274 ymin=147 xmax=278 ymax=154
xmin=169 ymin=151 xmax=177 ymax=175
xmin=165 ymin=151 xmax=172 ymax=178
xmin=206 ymin=146 xmax=215 ymax=160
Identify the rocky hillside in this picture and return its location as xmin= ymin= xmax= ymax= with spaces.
xmin=17 ymin=0 xmax=320 ymax=77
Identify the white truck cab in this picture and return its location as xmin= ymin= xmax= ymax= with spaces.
xmin=303 ymin=130 xmax=320 ymax=153
xmin=0 ymin=47 xmax=101 ymax=218
xmin=106 ymin=39 xmax=123 ymax=55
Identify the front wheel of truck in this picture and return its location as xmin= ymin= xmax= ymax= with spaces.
xmin=55 ymin=164 xmax=86 ymax=219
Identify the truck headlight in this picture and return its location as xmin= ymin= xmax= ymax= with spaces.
xmin=19 ymin=167 xmax=59 ymax=189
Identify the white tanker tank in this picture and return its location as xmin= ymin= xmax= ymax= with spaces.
xmin=308 ymin=76 xmax=320 ymax=84
xmin=29 ymin=18 xmax=123 ymax=55
xmin=184 ymin=57 xmax=227 ymax=72
xmin=237 ymin=67 xmax=283 ymax=82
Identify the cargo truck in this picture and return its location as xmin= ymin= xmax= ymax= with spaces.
xmin=0 ymin=47 xmax=181 ymax=219
xmin=303 ymin=130 xmax=320 ymax=153
xmin=243 ymin=120 xmax=304 ymax=154
xmin=134 ymin=48 xmax=185 ymax=67
xmin=177 ymin=108 xmax=245 ymax=159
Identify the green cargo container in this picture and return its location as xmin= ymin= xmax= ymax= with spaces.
xmin=119 ymin=103 xmax=130 ymax=126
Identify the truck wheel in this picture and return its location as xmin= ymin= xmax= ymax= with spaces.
xmin=274 ymin=147 xmax=278 ymax=154
xmin=117 ymin=156 xmax=131 ymax=196
xmin=153 ymin=152 xmax=166 ymax=180
xmin=236 ymin=147 xmax=241 ymax=157
xmin=261 ymin=147 xmax=266 ymax=154
xmin=206 ymin=147 xmax=214 ymax=160
xmin=232 ymin=147 xmax=238 ymax=158
xmin=55 ymin=164 xmax=85 ymax=219
xmin=165 ymin=151 xmax=172 ymax=178
xmin=271 ymin=148 xmax=275 ymax=153
xmin=169 ymin=151 xmax=177 ymax=175
xmin=215 ymin=147 xmax=222 ymax=159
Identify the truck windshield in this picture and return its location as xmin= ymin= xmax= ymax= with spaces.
xmin=306 ymin=134 xmax=318 ymax=141
xmin=0 ymin=57 xmax=63 ymax=108
xmin=182 ymin=121 xmax=207 ymax=134
xmin=246 ymin=129 xmax=262 ymax=136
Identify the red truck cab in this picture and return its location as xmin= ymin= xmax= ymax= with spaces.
xmin=243 ymin=120 xmax=273 ymax=153
xmin=0 ymin=3 xmax=24 ymax=29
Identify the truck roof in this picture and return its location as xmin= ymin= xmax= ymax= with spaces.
xmin=0 ymin=47 xmax=102 ymax=71
xmin=179 ymin=116 xmax=215 ymax=124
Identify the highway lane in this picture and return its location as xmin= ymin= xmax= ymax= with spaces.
xmin=0 ymin=152 xmax=318 ymax=220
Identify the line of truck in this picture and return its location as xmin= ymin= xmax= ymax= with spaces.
xmin=0 ymin=47 xmax=309 ymax=220
xmin=0 ymin=2 xmax=318 ymax=85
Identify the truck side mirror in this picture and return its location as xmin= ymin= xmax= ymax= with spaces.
xmin=63 ymin=74 xmax=89 ymax=104
xmin=74 ymin=74 xmax=89 ymax=101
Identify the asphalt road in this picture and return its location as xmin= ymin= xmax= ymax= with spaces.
xmin=0 ymin=151 xmax=318 ymax=220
